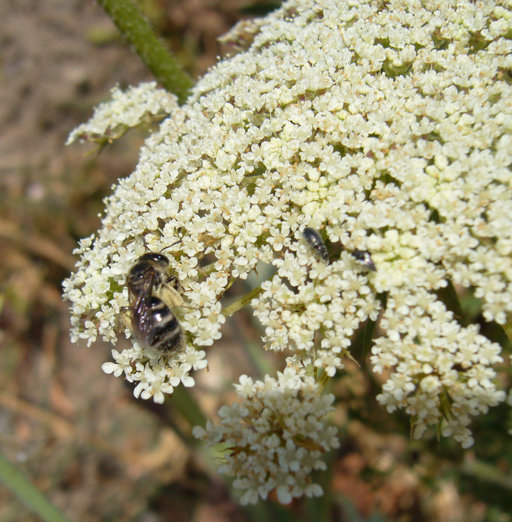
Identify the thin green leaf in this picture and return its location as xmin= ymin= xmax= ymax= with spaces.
xmin=0 ymin=451 xmax=71 ymax=522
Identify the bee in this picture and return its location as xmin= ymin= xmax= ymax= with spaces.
xmin=302 ymin=227 xmax=329 ymax=262
xmin=124 ymin=251 xmax=185 ymax=352
xmin=352 ymin=249 xmax=376 ymax=271
xmin=132 ymin=294 xmax=183 ymax=352
xmin=126 ymin=252 xmax=176 ymax=298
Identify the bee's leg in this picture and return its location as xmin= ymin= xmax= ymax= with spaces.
xmin=158 ymin=284 xmax=197 ymax=310
xmin=159 ymin=285 xmax=185 ymax=307
xmin=165 ymin=275 xmax=181 ymax=292
xmin=118 ymin=306 xmax=133 ymax=330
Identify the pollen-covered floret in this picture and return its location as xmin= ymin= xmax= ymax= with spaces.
xmin=192 ymin=369 xmax=339 ymax=505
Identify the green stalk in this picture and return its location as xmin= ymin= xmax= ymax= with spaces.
xmin=460 ymin=458 xmax=512 ymax=491
xmin=97 ymin=0 xmax=193 ymax=103
xmin=436 ymin=279 xmax=464 ymax=323
xmin=169 ymin=385 xmax=207 ymax=428
xmin=0 ymin=452 xmax=71 ymax=522
xmin=222 ymin=286 xmax=263 ymax=318
xmin=503 ymin=315 xmax=512 ymax=344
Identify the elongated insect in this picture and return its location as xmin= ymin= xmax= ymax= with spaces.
xmin=302 ymin=227 xmax=329 ymax=261
xmin=352 ymin=249 xmax=376 ymax=271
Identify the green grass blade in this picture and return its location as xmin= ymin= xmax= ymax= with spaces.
xmin=0 ymin=451 xmax=71 ymax=522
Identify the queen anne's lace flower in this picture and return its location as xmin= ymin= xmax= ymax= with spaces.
xmin=66 ymin=82 xmax=177 ymax=145
xmin=192 ymin=369 xmax=339 ymax=505
xmin=64 ymin=0 xmax=511 ymax=450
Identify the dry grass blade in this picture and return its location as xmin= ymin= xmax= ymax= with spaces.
xmin=0 ymin=219 xmax=76 ymax=271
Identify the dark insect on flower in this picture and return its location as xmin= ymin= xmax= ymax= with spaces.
xmin=352 ymin=249 xmax=376 ymax=271
xmin=126 ymin=253 xmax=178 ymax=298
xmin=123 ymin=250 xmax=185 ymax=352
xmin=132 ymin=295 xmax=183 ymax=352
xmin=302 ymin=227 xmax=329 ymax=261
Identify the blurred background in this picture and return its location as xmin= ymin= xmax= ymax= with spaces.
xmin=0 ymin=1 xmax=511 ymax=521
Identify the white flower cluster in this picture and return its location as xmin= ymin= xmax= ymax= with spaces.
xmin=101 ymin=342 xmax=208 ymax=404
xmin=371 ymin=288 xmax=505 ymax=448
xmin=193 ymin=369 xmax=339 ymax=505
xmin=252 ymin=251 xmax=380 ymax=375
xmin=64 ymin=0 xmax=512 ymax=450
xmin=66 ymin=82 xmax=177 ymax=145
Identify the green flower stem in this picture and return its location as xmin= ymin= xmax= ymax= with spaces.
xmin=0 ymin=451 xmax=71 ymax=522
xmin=503 ymin=316 xmax=512 ymax=344
xmin=222 ymin=286 xmax=263 ymax=318
xmin=460 ymin=458 xmax=512 ymax=491
xmin=246 ymin=341 xmax=274 ymax=377
xmin=317 ymin=369 xmax=330 ymax=389
xmin=97 ymin=0 xmax=193 ymax=103
xmin=436 ymin=279 xmax=464 ymax=323
xmin=169 ymin=386 xmax=207 ymax=428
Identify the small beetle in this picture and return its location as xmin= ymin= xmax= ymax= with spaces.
xmin=302 ymin=227 xmax=329 ymax=262
xmin=352 ymin=249 xmax=376 ymax=271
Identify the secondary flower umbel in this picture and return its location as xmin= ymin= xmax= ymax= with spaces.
xmin=193 ymin=369 xmax=340 ymax=505
xmin=64 ymin=0 xmax=511 ymax=452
